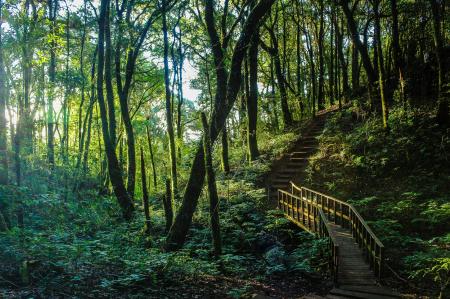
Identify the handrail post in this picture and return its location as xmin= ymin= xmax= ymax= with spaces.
xmin=277 ymin=190 xmax=280 ymax=210
xmin=379 ymin=246 xmax=383 ymax=281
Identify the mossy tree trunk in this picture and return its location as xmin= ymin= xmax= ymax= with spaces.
xmin=201 ymin=112 xmax=222 ymax=256
xmin=373 ymin=0 xmax=389 ymax=129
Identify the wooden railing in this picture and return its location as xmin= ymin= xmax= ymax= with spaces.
xmin=278 ymin=182 xmax=384 ymax=281
xmin=277 ymin=188 xmax=339 ymax=282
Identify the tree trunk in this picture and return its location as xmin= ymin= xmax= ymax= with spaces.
xmin=351 ymin=41 xmax=359 ymax=92
xmin=247 ymin=28 xmax=260 ymax=161
xmin=390 ymin=0 xmax=403 ymax=97
xmin=164 ymin=0 xmax=275 ymax=251
xmin=0 ymin=0 xmax=8 ymax=185
xmin=429 ymin=0 xmax=449 ymax=126
xmin=146 ymin=125 xmax=158 ymax=189
xmin=201 ymin=112 xmax=221 ymax=256
xmin=162 ymin=0 xmax=178 ymax=201
xmin=373 ymin=0 xmax=389 ymax=129
xmin=329 ymin=3 xmax=335 ymax=106
xmin=317 ymin=0 xmax=325 ymax=110
xmin=176 ymin=28 xmax=184 ymax=161
xmin=270 ymin=57 xmax=279 ymax=130
xmin=264 ymin=28 xmax=292 ymax=127
xmin=336 ymin=15 xmax=349 ymax=99
xmin=340 ymin=0 xmax=377 ymax=85
xmin=163 ymin=178 xmax=173 ymax=232
xmin=104 ymin=4 xmax=117 ymax=148
xmin=83 ymin=49 xmax=98 ymax=172
xmin=97 ymin=0 xmax=134 ymax=220
xmin=47 ymin=0 xmax=57 ymax=167
xmin=221 ymin=123 xmax=230 ymax=174
xmin=140 ymin=148 xmax=151 ymax=233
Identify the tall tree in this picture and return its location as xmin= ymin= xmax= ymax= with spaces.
xmin=0 ymin=0 xmax=7 ymax=185
xmin=261 ymin=24 xmax=293 ymax=127
xmin=317 ymin=0 xmax=325 ymax=110
xmin=165 ymin=0 xmax=276 ymax=251
xmin=140 ymin=148 xmax=151 ymax=234
xmin=339 ymin=0 xmax=376 ymax=86
xmin=47 ymin=0 xmax=57 ymax=167
xmin=96 ymin=0 xmax=134 ymax=220
xmin=113 ymin=1 xmax=159 ymax=198
xmin=201 ymin=112 xmax=221 ymax=256
xmin=429 ymin=0 xmax=449 ymax=126
xmin=372 ymin=0 xmax=389 ymax=129
xmin=247 ymin=24 xmax=260 ymax=161
xmin=162 ymin=0 xmax=178 ymax=201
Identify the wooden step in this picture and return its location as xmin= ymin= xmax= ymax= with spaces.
xmin=272 ymin=179 xmax=290 ymax=185
xmin=329 ymin=288 xmax=398 ymax=299
xmin=296 ymin=146 xmax=317 ymax=150
xmin=326 ymin=295 xmax=349 ymax=299
xmin=271 ymin=183 xmax=289 ymax=189
xmin=287 ymin=160 xmax=308 ymax=167
xmin=275 ymin=174 xmax=292 ymax=180
xmin=290 ymin=157 xmax=309 ymax=161
xmin=290 ymin=151 xmax=311 ymax=157
xmin=339 ymin=286 xmax=400 ymax=298
xmin=278 ymin=168 xmax=298 ymax=174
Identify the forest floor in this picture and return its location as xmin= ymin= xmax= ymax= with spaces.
xmin=1 ymin=104 xmax=448 ymax=298
xmin=0 ymin=116 xmax=333 ymax=298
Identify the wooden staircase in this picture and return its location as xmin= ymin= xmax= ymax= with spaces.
xmin=267 ymin=114 xmax=327 ymax=201
xmin=267 ymin=112 xmax=400 ymax=299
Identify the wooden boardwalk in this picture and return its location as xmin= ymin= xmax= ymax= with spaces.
xmin=268 ymin=113 xmax=400 ymax=298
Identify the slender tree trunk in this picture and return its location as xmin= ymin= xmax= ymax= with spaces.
xmin=221 ymin=123 xmax=230 ymax=174
xmin=146 ymin=125 xmax=157 ymax=189
xmin=163 ymin=178 xmax=173 ymax=232
xmin=176 ymin=29 xmax=184 ymax=161
xmin=140 ymin=148 xmax=151 ymax=233
xmin=97 ymin=0 xmax=134 ymax=220
xmin=336 ymin=15 xmax=349 ymax=99
xmin=82 ymin=50 xmax=97 ymax=172
xmin=47 ymin=0 xmax=57 ymax=167
xmin=373 ymin=0 xmax=389 ymax=129
xmin=76 ymin=1 xmax=88 ymax=170
xmin=62 ymin=8 xmax=70 ymax=163
xmin=317 ymin=0 xmax=325 ymax=110
xmin=201 ymin=112 xmax=221 ymax=256
xmin=0 ymin=0 xmax=8 ymax=185
xmin=390 ymin=0 xmax=404 ymax=101
xmin=429 ymin=0 xmax=449 ymax=125
xmin=162 ymin=0 xmax=178 ymax=201
xmin=305 ymin=32 xmax=316 ymax=116
xmin=270 ymin=57 xmax=279 ymax=130
xmin=263 ymin=28 xmax=292 ymax=127
xmin=329 ymin=3 xmax=335 ymax=106
xmin=351 ymin=41 xmax=359 ymax=92
xmin=104 ymin=4 xmax=116 ymax=148
xmin=247 ymin=28 xmax=259 ymax=161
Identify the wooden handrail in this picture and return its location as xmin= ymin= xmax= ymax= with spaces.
xmin=279 ymin=182 xmax=385 ymax=281
xmin=292 ymin=183 xmax=383 ymax=247
xmin=278 ymin=188 xmax=340 ymax=283
xmin=318 ymin=208 xmax=339 ymax=283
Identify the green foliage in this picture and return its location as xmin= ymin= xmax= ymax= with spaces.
xmin=305 ymin=105 xmax=450 ymax=296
